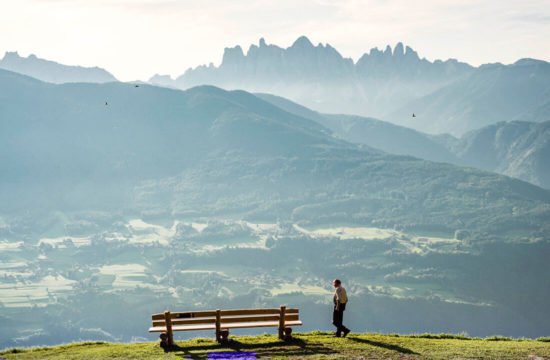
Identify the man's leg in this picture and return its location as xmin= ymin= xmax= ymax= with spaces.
xmin=333 ymin=308 xmax=344 ymax=336
xmin=341 ymin=310 xmax=350 ymax=337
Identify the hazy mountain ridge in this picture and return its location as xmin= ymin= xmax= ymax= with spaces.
xmin=391 ymin=59 xmax=550 ymax=135
xmin=5 ymin=39 xmax=548 ymax=139
xmin=148 ymin=37 xmax=549 ymax=136
xmin=256 ymin=93 xmax=460 ymax=164
xmin=0 ymin=51 xmax=117 ymax=84
xmin=149 ymin=36 xmax=474 ymax=118
xmin=257 ymin=93 xmax=550 ymax=189
xmin=452 ymin=120 xmax=550 ymax=189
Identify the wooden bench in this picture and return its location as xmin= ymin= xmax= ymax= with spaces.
xmin=149 ymin=306 xmax=302 ymax=348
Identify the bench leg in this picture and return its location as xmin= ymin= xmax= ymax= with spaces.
xmin=284 ymin=327 xmax=293 ymax=341
xmin=220 ymin=329 xmax=230 ymax=344
xmin=159 ymin=333 xmax=169 ymax=351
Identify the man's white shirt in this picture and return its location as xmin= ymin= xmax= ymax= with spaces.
xmin=334 ymin=286 xmax=348 ymax=304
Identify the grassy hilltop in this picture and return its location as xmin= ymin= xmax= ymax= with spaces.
xmin=2 ymin=332 xmax=550 ymax=359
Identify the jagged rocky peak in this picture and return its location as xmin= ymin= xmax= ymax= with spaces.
xmin=149 ymin=73 xmax=174 ymax=85
xmin=220 ymin=36 xmax=350 ymax=68
xmin=405 ymin=46 xmax=419 ymax=59
xmin=322 ymin=43 xmax=341 ymax=55
xmin=355 ymin=42 xmax=427 ymax=76
xmin=222 ymin=45 xmax=245 ymax=66
xmin=2 ymin=51 xmax=21 ymax=60
xmin=1 ymin=51 xmax=37 ymax=64
xmin=394 ymin=42 xmax=405 ymax=57
xmin=368 ymin=47 xmax=383 ymax=57
xmin=361 ymin=43 xmax=420 ymax=60
xmin=292 ymin=35 xmax=315 ymax=49
xmin=2 ymin=51 xmax=45 ymax=63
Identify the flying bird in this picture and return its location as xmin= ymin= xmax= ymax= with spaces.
xmin=105 ymin=102 xmax=108 ymax=106
xmin=412 ymin=113 xmax=416 ymax=118
xmin=134 ymin=84 xmax=140 ymax=88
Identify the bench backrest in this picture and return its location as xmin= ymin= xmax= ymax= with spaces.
xmin=151 ymin=307 xmax=300 ymax=328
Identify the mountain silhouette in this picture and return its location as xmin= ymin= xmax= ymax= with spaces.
xmin=0 ymin=51 xmax=117 ymax=84
xmin=149 ymin=36 xmax=473 ymax=119
xmin=149 ymin=37 xmax=549 ymax=137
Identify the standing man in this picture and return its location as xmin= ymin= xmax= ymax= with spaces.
xmin=332 ymin=279 xmax=350 ymax=337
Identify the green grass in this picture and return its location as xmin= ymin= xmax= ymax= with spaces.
xmin=2 ymin=332 xmax=550 ymax=359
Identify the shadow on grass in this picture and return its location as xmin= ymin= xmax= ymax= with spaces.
xmin=169 ymin=337 xmax=335 ymax=359
xmin=347 ymin=337 xmax=419 ymax=355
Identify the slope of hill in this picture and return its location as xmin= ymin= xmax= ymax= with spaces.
xmin=257 ymin=93 xmax=550 ymax=189
xmin=517 ymin=97 xmax=550 ymax=123
xmin=0 ymin=51 xmax=117 ymax=84
xmin=390 ymin=59 xmax=550 ymax=135
xmin=452 ymin=120 xmax=550 ymax=189
xmin=2 ymin=333 xmax=550 ymax=359
xmin=256 ymin=93 xmax=460 ymax=164
xmin=149 ymin=36 xmax=473 ymax=118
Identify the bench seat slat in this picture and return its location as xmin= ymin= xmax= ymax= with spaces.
xmin=152 ymin=309 xmax=299 ymax=321
xmin=220 ymin=314 xmax=300 ymax=323
xmin=152 ymin=310 xmax=218 ymax=320
xmin=153 ymin=317 xmax=216 ymax=327
xmin=149 ymin=320 xmax=302 ymax=333
xmin=149 ymin=324 xmax=216 ymax=332
xmin=220 ymin=308 xmax=299 ymax=316
xmin=153 ymin=314 xmax=299 ymax=327
xmin=221 ymin=320 xmax=303 ymax=329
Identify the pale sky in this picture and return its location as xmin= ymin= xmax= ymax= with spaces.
xmin=1 ymin=0 xmax=549 ymax=81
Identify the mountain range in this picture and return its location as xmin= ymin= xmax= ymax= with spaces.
xmin=452 ymin=120 xmax=550 ymax=189
xmin=390 ymin=59 xmax=550 ymax=134
xmin=4 ymin=37 xmax=548 ymax=137
xmin=150 ymin=37 xmax=549 ymax=136
xmin=0 ymin=51 xmax=117 ymax=84
xmin=2 ymin=68 xmax=549 ymax=238
xmin=1 ymin=44 xmax=548 ymax=188
xmin=257 ymin=93 xmax=550 ymax=189
xmin=256 ymin=93 xmax=459 ymax=164
xmin=150 ymin=37 xmax=473 ymax=126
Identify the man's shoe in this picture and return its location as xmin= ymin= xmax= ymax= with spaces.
xmin=343 ymin=328 xmax=350 ymax=337
xmin=335 ymin=332 xmax=341 ymax=337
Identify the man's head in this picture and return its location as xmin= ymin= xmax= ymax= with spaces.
xmin=332 ymin=279 xmax=341 ymax=288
